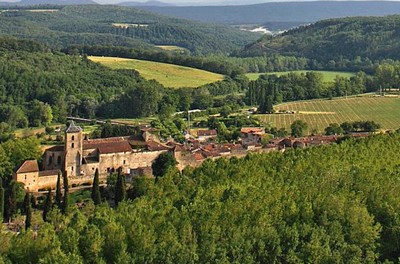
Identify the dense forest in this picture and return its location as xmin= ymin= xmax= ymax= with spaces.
xmin=239 ymin=15 xmax=400 ymax=64
xmin=0 ymin=5 xmax=259 ymax=55
xmin=1 ymin=133 xmax=400 ymax=263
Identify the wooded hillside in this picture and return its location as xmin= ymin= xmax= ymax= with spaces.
xmin=0 ymin=5 xmax=259 ymax=54
xmin=1 ymin=133 xmax=400 ymax=262
xmin=239 ymin=15 xmax=400 ymax=63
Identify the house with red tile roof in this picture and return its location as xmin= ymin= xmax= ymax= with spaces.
xmin=240 ymin=127 xmax=265 ymax=147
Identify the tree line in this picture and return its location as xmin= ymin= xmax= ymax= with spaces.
xmin=245 ymin=72 xmax=377 ymax=113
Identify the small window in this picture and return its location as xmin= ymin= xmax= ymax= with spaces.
xmin=123 ymin=160 xmax=126 ymax=165
xmin=57 ymin=156 xmax=62 ymax=165
xmin=25 ymin=175 xmax=27 ymax=180
xmin=71 ymin=143 xmax=74 ymax=148
xmin=72 ymin=135 xmax=75 ymax=140
xmin=48 ymin=156 xmax=53 ymax=165
xmin=71 ymin=166 xmax=74 ymax=171
xmin=92 ymin=168 xmax=95 ymax=170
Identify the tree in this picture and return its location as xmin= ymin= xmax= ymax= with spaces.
xmin=325 ymin=123 xmax=344 ymax=135
xmin=24 ymin=192 xmax=32 ymax=230
xmin=91 ymin=169 xmax=101 ymax=205
xmin=55 ymin=172 xmax=62 ymax=208
xmin=5 ymin=181 xmax=17 ymax=222
xmin=62 ymin=173 xmax=69 ymax=214
xmin=152 ymin=152 xmax=178 ymax=178
xmin=291 ymin=120 xmax=308 ymax=137
xmin=79 ymin=224 xmax=104 ymax=263
xmin=115 ymin=168 xmax=126 ymax=206
xmin=42 ymin=189 xmax=52 ymax=222
xmin=0 ymin=178 xmax=4 ymax=222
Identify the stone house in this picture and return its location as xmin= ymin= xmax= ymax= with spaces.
xmin=240 ymin=127 xmax=265 ymax=146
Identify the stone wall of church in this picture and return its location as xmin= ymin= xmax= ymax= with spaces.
xmin=43 ymin=151 xmax=64 ymax=171
xmin=129 ymin=150 xmax=167 ymax=169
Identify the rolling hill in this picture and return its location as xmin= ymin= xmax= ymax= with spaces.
xmin=0 ymin=0 xmax=97 ymax=5
xmin=238 ymin=15 xmax=400 ymax=62
xmin=139 ymin=1 xmax=400 ymax=29
xmin=0 ymin=5 xmax=258 ymax=54
xmin=89 ymin=56 xmax=224 ymax=88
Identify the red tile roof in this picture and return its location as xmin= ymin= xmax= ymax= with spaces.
xmin=241 ymin=127 xmax=265 ymax=134
xmin=84 ymin=136 xmax=130 ymax=150
xmin=97 ymin=141 xmax=133 ymax=154
xmin=146 ymin=141 xmax=172 ymax=151
xmin=45 ymin=145 xmax=64 ymax=152
xmin=16 ymin=160 xmax=39 ymax=174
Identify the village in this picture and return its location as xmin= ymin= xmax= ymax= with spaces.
xmin=14 ymin=121 xmax=370 ymax=193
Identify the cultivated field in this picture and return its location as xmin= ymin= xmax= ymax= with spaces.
xmin=89 ymin=56 xmax=224 ymax=88
xmin=257 ymin=96 xmax=400 ymax=132
xmin=246 ymin=70 xmax=355 ymax=82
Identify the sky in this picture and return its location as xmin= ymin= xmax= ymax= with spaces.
xmin=95 ymin=0 xmax=400 ymax=5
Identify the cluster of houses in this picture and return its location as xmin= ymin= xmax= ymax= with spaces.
xmin=14 ymin=122 xmax=369 ymax=192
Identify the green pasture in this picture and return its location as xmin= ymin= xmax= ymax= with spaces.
xmin=89 ymin=56 xmax=224 ymax=88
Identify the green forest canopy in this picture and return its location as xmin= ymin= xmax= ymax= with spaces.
xmin=240 ymin=15 xmax=400 ymax=63
xmin=1 ymin=133 xmax=400 ymax=263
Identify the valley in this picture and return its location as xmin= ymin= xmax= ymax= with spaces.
xmin=0 ymin=2 xmax=400 ymax=263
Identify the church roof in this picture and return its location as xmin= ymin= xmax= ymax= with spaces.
xmin=66 ymin=120 xmax=82 ymax=133
xmin=16 ymin=160 xmax=39 ymax=174
xmin=97 ymin=141 xmax=133 ymax=154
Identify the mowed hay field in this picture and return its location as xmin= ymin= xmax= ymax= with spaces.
xmin=246 ymin=71 xmax=355 ymax=82
xmin=257 ymin=96 xmax=400 ymax=132
xmin=89 ymin=56 xmax=224 ymax=88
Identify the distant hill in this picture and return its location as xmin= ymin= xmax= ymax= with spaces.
xmin=0 ymin=0 xmax=97 ymax=5
xmin=238 ymin=15 xmax=400 ymax=62
xmin=0 ymin=5 xmax=258 ymax=54
xmin=139 ymin=1 xmax=400 ymax=29
xmin=118 ymin=1 xmax=174 ymax=7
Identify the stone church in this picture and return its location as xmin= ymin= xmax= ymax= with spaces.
xmin=14 ymin=121 xmax=172 ymax=192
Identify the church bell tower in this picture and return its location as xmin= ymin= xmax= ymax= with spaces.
xmin=64 ymin=121 xmax=83 ymax=177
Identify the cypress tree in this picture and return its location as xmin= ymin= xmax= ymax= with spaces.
xmin=55 ymin=171 xmax=62 ymax=208
xmin=0 ymin=178 xmax=4 ymax=222
xmin=91 ymin=168 xmax=101 ymax=205
xmin=42 ymin=189 xmax=52 ymax=222
xmin=25 ymin=192 xmax=32 ymax=230
xmin=115 ymin=168 xmax=126 ymax=206
xmin=5 ymin=181 xmax=17 ymax=222
xmin=62 ymin=172 xmax=69 ymax=214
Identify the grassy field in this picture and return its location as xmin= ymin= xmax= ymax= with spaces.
xmin=156 ymin=45 xmax=188 ymax=52
xmin=246 ymin=70 xmax=356 ymax=82
xmin=89 ymin=56 xmax=224 ymax=88
xmin=257 ymin=96 xmax=400 ymax=132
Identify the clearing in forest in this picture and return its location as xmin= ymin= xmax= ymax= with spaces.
xmin=246 ymin=70 xmax=356 ymax=82
xmin=89 ymin=56 xmax=224 ymax=88
xmin=156 ymin=45 xmax=188 ymax=52
xmin=257 ymin=96 xmax=400 ymax=132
